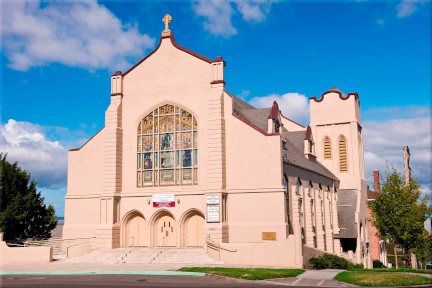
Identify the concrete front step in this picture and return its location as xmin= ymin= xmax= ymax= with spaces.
xmin=66 ymin=247 xmax=223 ymax=264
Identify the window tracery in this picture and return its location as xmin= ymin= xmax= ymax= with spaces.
xmin=137 ymin=104 xmax=198 ymax=187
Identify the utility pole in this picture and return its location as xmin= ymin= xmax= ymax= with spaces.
xmin=403 ymin=146 xmax=417 ymax=269
xmin=403 ymin=146 xmax=411 ymax=185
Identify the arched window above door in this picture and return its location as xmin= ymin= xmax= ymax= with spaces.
xmin=137 ymin=104 xmax=198 ymax=187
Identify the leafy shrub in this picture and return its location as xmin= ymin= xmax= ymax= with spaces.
xmin=309 ymin=253 xmax=361 ymax=269
xmin=373 ymin=260 xmax=386 ymax=268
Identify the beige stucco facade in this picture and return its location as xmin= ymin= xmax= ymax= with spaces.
xmin=64 ymin=23 xmax=371 ymax=268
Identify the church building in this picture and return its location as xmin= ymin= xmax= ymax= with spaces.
xmin=64 ymin=15 xmax=371 ymax=268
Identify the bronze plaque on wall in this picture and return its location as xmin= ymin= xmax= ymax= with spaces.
xmin=262 ymin=232 xmax=276 ymax=240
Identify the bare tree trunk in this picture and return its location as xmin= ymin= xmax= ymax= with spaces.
xmin=394 ymin=244 xmax=399 ymax=269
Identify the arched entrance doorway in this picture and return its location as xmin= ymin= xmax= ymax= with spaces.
xmin=122 ymin=211 xmax=148 ymax=247
xmin=153 ymin=211 xmax=177 ymax=247
xmin=180 ymin=209 xmax=205 ymax=247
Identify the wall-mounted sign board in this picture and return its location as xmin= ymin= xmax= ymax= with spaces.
xmin=207 ymin=204 xmax=220 ymax=223
xmin=206 ymin=195 xmax=220 ymax=204
xmin=153 ymin=194 xmax=175 ymax=207
xmin=262 ymin=232 xmax=276 ymax=240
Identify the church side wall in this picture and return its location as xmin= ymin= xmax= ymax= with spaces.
xmin=63 ymin=129 xmax=105 ymax=242
xmin=67 ymin=129 xmax=105 ymax=196
xmin=223 ymin=93 xmax=287 ymax=243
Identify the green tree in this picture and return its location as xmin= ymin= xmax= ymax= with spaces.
xmin=412 ymin=231 xmax=432 ymax=267
xmin=0 ymin=153 xmax=57 ymax=240
xmin=368 ymin=167 xmax=430 ymax=268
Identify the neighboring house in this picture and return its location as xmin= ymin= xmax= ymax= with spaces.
xmin=63 ymin=16 xmax=371 ymax=268
xmin=367 ymin=169 xmax=388 ymax=266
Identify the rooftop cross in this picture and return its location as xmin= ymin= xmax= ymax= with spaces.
xmin=162 ymin=14 xmax=172 ymax=36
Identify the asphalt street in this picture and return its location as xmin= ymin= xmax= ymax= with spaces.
xmin=0 ymin=274 xmax=321 ymax=288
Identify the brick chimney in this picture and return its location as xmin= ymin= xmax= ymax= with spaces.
xmin=374 ymin=169 xmax=380 ymax=193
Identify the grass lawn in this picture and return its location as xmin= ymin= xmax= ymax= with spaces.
xmin=348 ymin=268 xmax=432 ymax=274
xmin=335 ymin=271 xmax=432 ymax=287
xmin=177 ymin=267 xmax=304 ymax=280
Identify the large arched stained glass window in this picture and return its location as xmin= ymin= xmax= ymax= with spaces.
xmin=137 ymin=104 xmax=198 ymax=187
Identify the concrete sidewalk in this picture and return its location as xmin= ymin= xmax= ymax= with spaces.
xmin=261 ymin=270 xmax=358 ymax=287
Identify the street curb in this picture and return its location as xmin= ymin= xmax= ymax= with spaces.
xmin=0 ymin=271 xmax=206 ymax=276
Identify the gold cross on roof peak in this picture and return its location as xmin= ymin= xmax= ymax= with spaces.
xmin=162 ymin=14 xmax=172 ymax=36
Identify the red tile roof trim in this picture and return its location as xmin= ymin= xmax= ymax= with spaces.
xmin=210 ymin=80 xmax=225 ymax=85
xmin=111 ymin=71 xmax=122 ymax=77
xmin=232 ymin=112 xmax=279 ymax=137
xmin=310 ymin=89 xmax=360 ymax=105
xmin=305 ymin=125 xmax=312 ymax=140
xmin=122 ymin=34 xmax=223 ymax=76
xmin=69 ymin=127 xmax=105 ymax=152
xmin=280 ymin=113 xmax=305 ymax=128
xmin=110 ymin=93 xmax=123 ymax=97
xmin=268 ymin=101 xmax=279 ymax=119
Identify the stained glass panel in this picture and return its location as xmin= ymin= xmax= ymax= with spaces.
xmin=160 ymin=104 xmax=174 ymax=115
xmin=161 ymin=152 xmax=174 ymax=168
xmin=160 ymin=133 xmax=174 ymax=150
xmin=137 ymin=136 xmax=142 ymax=152
xmin=154 ymin=117 xmax=159 ymax=133
xmin=193 ymin=132 xmax=198 ymax=148
xmin=137 ymin=122 xmax=142 ymax=134
xmin=137 ymin=153 xmax=142 ymax=169
xmin=194 ymin=149 xmax=198 ymax=166
xmin=181 ymin=132 xmax=192 ymax=149
xmin=160 ymin=170 xmax=174 ymax=185
xmin=182 ymin=169 xmax=192 ymax=184
xmin=176 ymin=133 xmax=180 ymax=148
xmin=175 ymin=115 xmax=180 ymax=131
xmin=142 ymin=113 xmax=153 ymax=133
xmin=155 ymin=152 xmax=158 ymax=167
xmin=137 ymin=171 xmax=142 ymax=187
xmin=154 ymin=108 xmax=158 ymax=115
xmin=193 ymin=117 xmax=197 ymax=130
xmin=143 ymin=171 xmax=152 ymax=185
xmin=154 ymin=171 xmax=158 ymax=185
xmin=182 ymin=150 xmax=192 ymax=167
xmin=143 ymin=136 xmax=153 ymax=152
xmin=194 ymin=169 xmax=198 ymax=184
xmin=143 ymin=153 xmax=152 ymax=169
xmin=160 ymin=116 xmax=174 ymax=132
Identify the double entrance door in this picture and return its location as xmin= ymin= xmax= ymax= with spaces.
xmin=156 ymin=215 xmax=177 ymax=246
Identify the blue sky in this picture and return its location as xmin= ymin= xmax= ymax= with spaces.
xmin=1 ymin=0 xmax=430 ymax=216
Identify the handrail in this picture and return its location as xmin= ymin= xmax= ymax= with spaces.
xmin=205 ymin=236 xmax=237 ymax=252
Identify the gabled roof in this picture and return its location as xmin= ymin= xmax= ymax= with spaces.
xmin=121 ymin=34 xmax=225 ymax=77
xmin=228 ymin=91 xmax=338 ymax=181
xmin=335 ymin=189 xmax=358 ymax=239
xmin=282 ymin=128 xmax=338 ymax=180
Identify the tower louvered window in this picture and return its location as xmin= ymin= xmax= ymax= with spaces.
xmin=323 ymin=137 xmax=331 ymax=159
xmin=339 ymin=136 xmax=347 ymax=172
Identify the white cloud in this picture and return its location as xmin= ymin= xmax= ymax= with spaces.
xmin=363 ymin=116 xmax=432 ymax=196
xmin=1 ymin=0 xmax=155 ymax=71
xmin=396 ymin=0 xmax=425 ymax=18
xmin=235 ymin=1 xmax=272 ymax=22
xmin=192 ymin=0 xmax=276 ymax=37
xmin=249 ymin=92 xmax=310 ymax=125
xmin=0 ymin=119 xmax=68 ymax=189
xmin=192 ymin=0 xmax=237 ymax=36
